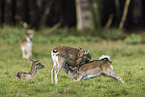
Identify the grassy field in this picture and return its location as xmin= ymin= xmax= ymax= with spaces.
xmin=0 ymin=42 xmax=145 ymax=97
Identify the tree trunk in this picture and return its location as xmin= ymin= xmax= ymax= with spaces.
xmin=18 ymin=0 xmax=29 ymax=24
xmin=0 ymin=0 xmax=5 ymax=24
xmin=91 ymin=0 xmax=100 ymax=30
xmin=11 ymin=0 xmax=16 ymax=24
xmin=142 ymin=0 xmax=145 ymax=25
xmin=28 ymin=0 xmax=39 ymax=28
xmin=75 ymin=0 xmax=95 ymax=30
xmin=119 ymin=0 xmax=130 ymax=29
xmin=3 ymin=0 xmax=14 ymax=24
xmin=114 ymin=0 xmax=120 ymax=22
xmin=40 ymin=0 xmax=53 ymax=26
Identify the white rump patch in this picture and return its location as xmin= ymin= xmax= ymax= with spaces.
xmin=51 ymin=51 xmax=59 ymax=67
xmin=110 ymin=64 xmax=113 ymax=70
xmin=99 ymin=55 xmax=110 ymax=61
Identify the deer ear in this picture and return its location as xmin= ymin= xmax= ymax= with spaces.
xmin=37 ymin=59 xmax=40 ymax=62
xmin=78 ymin=45 xmax=82 ymax=50
xmin=29 ymin=58 xmax=33 ymax=63
xmin=85 ymin=49 xmax=89 ymax=54
xmin=78 ymin=45 xmax=84 ymax=51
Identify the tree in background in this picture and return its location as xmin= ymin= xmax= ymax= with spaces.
xmin=0 ymin=0 xmax=145 ymax=30
xmin=75 ymin=0 xmax=95 ymax=30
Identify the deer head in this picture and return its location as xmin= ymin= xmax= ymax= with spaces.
xmin=76 ymin=45 xmax=91 ymax=65
xmin=29 ymin=59 xmax=44 ymax=69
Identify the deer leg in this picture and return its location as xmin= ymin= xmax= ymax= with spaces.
xmin=28 ymin=46 xmax=32 ymax=57
xmin=21 ymin=47 xmax=26 ymax=58
xmin=105 ymin=72 xmax=125 ymax=83
xmin=55 ymin=57 xmax=67 ymax=84
xmin=73 ymin=74 xmax=85 ymax=82
xmin=28 ymin=49 xmax=32 ymax=57
xmin=51 ymin=51 xmax=58 ymax=83
xmin=25 ymin=48 xmax=29 ymax=59
xmin=55 ymin=69 xmax=58 ymax=84
xmin=63 ymin=64 xmax=77 ymax=79
xmin=51 ymin=52 xmax=67 ymax=84
xmin=54 ymin=64 xmax=64 ymax=84
xmin=51 ymin=62 xmax=60 ymax=84
xmin=51 ymin=66 xmax=55 ymax=83
xmin=63 ymin=64 xmax=70 ymax=74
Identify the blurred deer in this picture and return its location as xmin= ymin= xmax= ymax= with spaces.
xmin=20 ymin=30 xmax=33 ymax=59
xmin=16 ymin=59 xmax=44 ymax=79
xmin=51 ymin=46 xmax=91 ymax=84
xmin=64 ymin=55 xmax=125 ymax=83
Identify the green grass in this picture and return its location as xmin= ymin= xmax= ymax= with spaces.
xmin=0 ymin=42 xmax=145 ymax=97
xmin=0 ymin=26 xmax=126 ymax=43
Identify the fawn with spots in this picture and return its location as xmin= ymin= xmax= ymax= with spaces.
xmin=64 ymin=55 xmax=125 ymax=83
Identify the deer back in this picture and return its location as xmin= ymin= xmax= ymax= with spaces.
xmin=53 ymin=46 xmax=80 ymax=65
xmin=16 ymin=72 xmax=31 ymax=79
xmin=77 ymin=60 xmax=112 ymax=74
xmin=53 ymin=46 xmax=79 ymax=56
xmin=52 ymin=46 xmax=91 ymax=66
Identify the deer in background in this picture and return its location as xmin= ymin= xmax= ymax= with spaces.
xmin=20 ymin=30 xmax=33 ymax=59
xmin=64 ymin=55 xmax=125 ymax=83
xmin=16 ymin=59 xmax=44 ymax=79
xmin=51 ymin=46 xmax=91 ymax=84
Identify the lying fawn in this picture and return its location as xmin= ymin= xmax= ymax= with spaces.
xmin=51 ymin=46 xmax=91 ymax=84
xmin=20 ymin=33 xmax=33 ymax=59
xmin=15 ymin=59 xmax=44 ymax=79
xmin=64 ymin=55 xmax=125 ymax=83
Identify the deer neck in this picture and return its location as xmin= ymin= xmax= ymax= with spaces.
xmin=63 ymin=64 xmax=77 ymax=78
xmin=29 ymin=64 xmax=38 ymax=78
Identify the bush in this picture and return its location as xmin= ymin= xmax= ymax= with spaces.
xmin=0 ymin=26 xmax=125 ymax=43
xmin=101 ymin=28 xmax=124 ymax=40
xmin=124 ymin=34 xmax=141 ymax=45
xmin=0 ymin=26 xmax=23 ymax=43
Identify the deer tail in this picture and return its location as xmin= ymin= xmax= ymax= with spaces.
xmin=99 ymin=55 xmax=110 ymax=61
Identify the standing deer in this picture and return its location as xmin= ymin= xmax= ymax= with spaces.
xmin=16 ymin=59 xmax=44 ymax=79
xmin=64 ymin=55 xmax=125 ymax=83
xmin=51 ymin=46 xmax=91 ymax=84
xmin=20 ymin=33 xmax=33 ymax=59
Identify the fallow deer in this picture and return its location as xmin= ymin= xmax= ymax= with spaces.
xmin=20 ymin=33 xmax=33 ymax=59
xmin=64 ymin=55 xmax=125 ymax=83
xmin=15 ymin=59 xmax=44 ymax=79
xmin=51 ymin=46 xmax=91 ymax=84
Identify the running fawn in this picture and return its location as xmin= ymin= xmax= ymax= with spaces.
xmin=51 ymin=46 xmax=91 ymax=84
xmin=20 ymin=31 xmax=33 ymax=59
xmin=64 ymin=55 xmax=125 ymax=83
xmin=16 ymin=59 xmax=44 ymax=79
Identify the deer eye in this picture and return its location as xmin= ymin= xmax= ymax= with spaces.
xmin=53 ymin=50 xmax=58 ymax=53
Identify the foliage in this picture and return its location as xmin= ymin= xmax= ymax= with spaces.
xmin=0 ymin=26 xmax=100 ymax=43
xmin=0 ymin=26 xmax=127 ymax=44
xmin=124 ymin=34 xmax=142 ymax=45
xmin=101 ymin=28 xmax=124 ymax=40
xmin=0 ymin=42 xmax=145 ymax=97
xmin=0 ymin=26 xmax=23 ymax=43
xmin=138 ymin=32 xmax=145 ymax=43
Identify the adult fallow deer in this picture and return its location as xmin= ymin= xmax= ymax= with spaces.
xmin=20 ymin=30 xmax=33 ymax=59
xmin=51 ymin=46 xmax=91 ymax=84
